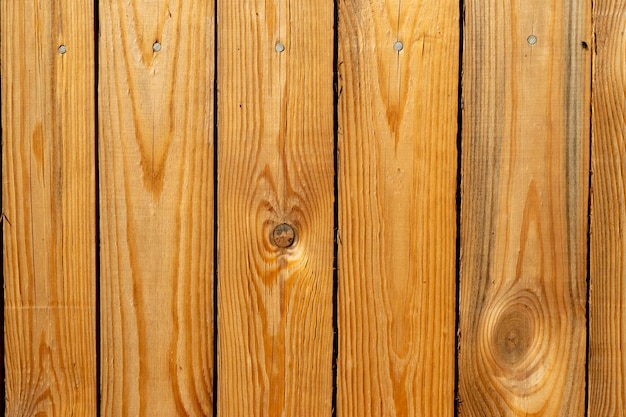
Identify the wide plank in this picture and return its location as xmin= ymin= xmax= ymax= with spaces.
xmin=98 ymin=1 xmax=215 ymax=415
xmin=336 ymin=0 xmax=459 ymax=415
xmin=216 ymin=1 xmax=335 ymax=415
xmin=2 ymin=1 xmax=97 ymax=415
xmin=589 ymin=1 xmax=626 ymax=415
xmin=458 ymin=0 xmax=591 ymax=415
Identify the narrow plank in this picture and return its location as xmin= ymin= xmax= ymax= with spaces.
xmin=2 ymin=0 xmax=97 ymax=415
xmin=458 ymin=0 xmax=591 ymax=415
xmin=98 ymin=1 xmax=214 ymax=415
xmin=336 ymin=0 xmax=459 ymax=415
xmin=589 ymin=1 xmax=626 ymax=415
xmin=216 ymin=1 xmax=334 ymax=415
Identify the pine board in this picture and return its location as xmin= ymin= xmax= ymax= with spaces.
xmin=336 ymin=0 xmax=459 ymax=415
xmin=98 ymin=1 xmax=215 ymax=415
xmin=1 ymin=0 xmax=97 ymax=415
xmin=589 ymin=1 xmax=626 ymax=415
xmin=216 ymin=1 xmax=335 ymax=415
xmin=458 ymin=0 xmax=591 ymax=415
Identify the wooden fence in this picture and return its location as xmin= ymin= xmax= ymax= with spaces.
xmin=1 ymin=0 xmax=624 ymax=415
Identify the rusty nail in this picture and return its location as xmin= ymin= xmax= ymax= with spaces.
xmin=272 ymin=223 xmax=295 ymax=248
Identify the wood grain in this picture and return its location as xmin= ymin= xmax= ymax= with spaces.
xmin=216 ymin=1 xmax=335 ymax=416
xmin=336 ymin=0 xmax=459 ymax=415
xmin=2 ymin=1 xmax=97 ymax=415
xmin=458 ymin=0 xmax=591 ymax=415
xmin=98 ymin=1 xmax=214 ymax=415
xmin=589 ymin=1 xmax=626 ymax=415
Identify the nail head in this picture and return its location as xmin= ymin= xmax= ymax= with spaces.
xmin=393 ymin=41 xmax=404 ymax=52
xmin=58 ymin=45 xmax=67 ymax=54
xmin=275 ymin=42 xmax=285 ymax=53
xmin=527 ymin=35 xmax=537 ymax=45
xmin=272 ymin=223 xmax=295 ymax=248
xmin=153 ymin=42 xmax=162 ymax=52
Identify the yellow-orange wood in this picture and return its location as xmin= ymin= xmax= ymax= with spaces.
xmin=3 ymin=1 xmax=616 ymax=415
xmin=216 ymin=1 xmax=335 ymax=416
xmin=2 ymin=1 xmax=97 ymax=415
xmin=98 ymin=1 xmax=214 ymax=415
xmin=459 ymin=0 xmax=591 ymax=415
xmin=336 ymin=0 xmax=459 ymax=415
xmin=589 ymin=1 xmax=626 ymax=415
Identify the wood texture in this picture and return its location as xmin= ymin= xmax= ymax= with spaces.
xmin=98 ymin=1 xmax=214 ymax=415
xmin=1 ymin=1 xmax=97 ymax=415
xmin=336 ymin=0 xmax=459 ymax=415
xmin=216 ymin=1 xmax=335 ymax=415
xmin=458 ymin=0 xmax=591 ymax=415
xmin=589 ymin=1 xmax=626 ymax=415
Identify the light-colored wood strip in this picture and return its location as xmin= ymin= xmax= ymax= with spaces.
xmin=589 ymin=1 xmax=626 ymax=415
xmin=336 ymin=0 xmax=459 ymax=415
xmin=459 ymin=0 xmax=591 ymax=415
xmin=98 ymin=1 xmax=214 ymax=415
xmin=216 ymin=1 xmax=334 ymax=416
xmin=2 ymin=0 xmax=97 ymax=415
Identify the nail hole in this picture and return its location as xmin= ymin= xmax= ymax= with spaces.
xmin=527 ymin=35 xmax=537 ymax=45
xmin=393 ymin=41 xmax=404 ymax=52
xmin=275 ymin=42 xmax=285 ymax=53
xmin=58 ymin=45 xmax=67 ymax=54
xmin=153 ymin=42 xmax=162 ymax=52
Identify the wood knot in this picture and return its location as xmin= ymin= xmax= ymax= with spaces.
xmin=493 ymin=306 xmax=534 ymax=365
xmin=272 ymin=223 xmax=296 ymax=248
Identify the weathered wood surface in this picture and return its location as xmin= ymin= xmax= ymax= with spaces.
xmin=589 ymin=1 xmax=626 ymax=415
xmin=336 ymin=0 xmax=459 ymax=415
xmin=458 ymin=0 xmax=591 ymax=415
xmin=98 ymin=1 xmax=215 ymax=415
xmin=216 ymin=0 xmax=335 ymax=415
xmin=2 ymin=1 xmax=97 ymax=415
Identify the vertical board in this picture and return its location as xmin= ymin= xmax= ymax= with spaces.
xmin=1 ymin=0 xmax=96 ymax=415
xmin=459 ymin=0 xmax=591 ymax=415
xmin=589 ymin=1 xmax=626 ymax=415
xmin=336 ymin=0 xmax=459 ymax=416
xmin=216 ymin=0 xmax=334 ymax=416
xmin=98 ymin=1 xmax=214 ymax=415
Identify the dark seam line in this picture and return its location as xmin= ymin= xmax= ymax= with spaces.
xmin=584 ymin=4 xmax=594 ymax=415
xmin=584 ymin=88 xmax=592 ymax=417
xmin=454 ymin=0 xmax=465 ymax=415
xmin=332 ymin=0 xmax=340 ymax=415
xmin=94 ymin=0 xmax=102 ymax=415
xmin=212 ymin=0 xmax=219 ymax=416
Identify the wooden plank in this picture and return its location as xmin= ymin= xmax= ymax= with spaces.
xmin=336 ymin=0 xmax=459 ymax=415
xmin=589 ymin=1 xmax=626 ymax=415
xmin=216 ymin=1 xmax=334 ymax=415
xmin=458 ymin=0 xmax=591 ymax=415
xmin=98 ymin=1 xmax=214 ymax=415
xmin=2 ymin=1 xmax=97 ymax=415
